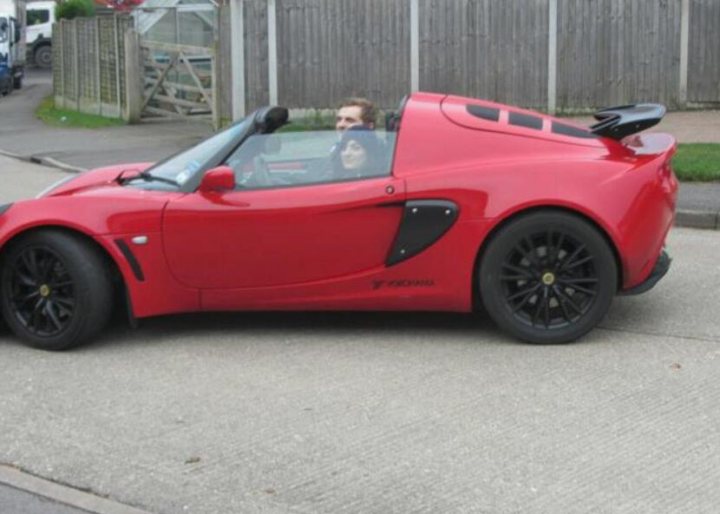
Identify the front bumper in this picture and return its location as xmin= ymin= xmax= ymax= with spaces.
xmin=619 ymin=250 xmax=671 ymax=296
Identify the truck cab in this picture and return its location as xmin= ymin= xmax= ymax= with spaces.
xmin=0 ymin=12 xmax=21 ymax=94
xmin=0 ymin=0 xmax=25 ymax=91
xmin=26 ymin=0 xmax=53 ymax=68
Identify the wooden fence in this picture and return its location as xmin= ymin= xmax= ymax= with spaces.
xmin=53 ymin=14 xmax=134 ymax=119
xmin=231 ymin=0 xmax=720 ymax=115
xmin=53 ymin=1 xmax=719 ymax=124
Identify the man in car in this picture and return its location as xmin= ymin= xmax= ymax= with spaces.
xmin=335 ymin=97 xmax=377 ymax=131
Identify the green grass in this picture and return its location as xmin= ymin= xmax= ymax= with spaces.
xmin=673 ymin=144 xmax=720 ymax=182
xmin=36 ymin=96 xmax=125 ymax=129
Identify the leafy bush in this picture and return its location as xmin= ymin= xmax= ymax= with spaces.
xmin=55 ymin=0 xmax=95 ymax=21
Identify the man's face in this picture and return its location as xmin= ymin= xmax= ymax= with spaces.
xmin=336 ymin=106 xmax=365 ymax=131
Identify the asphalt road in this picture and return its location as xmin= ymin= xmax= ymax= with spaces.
xmin=2 ymin=156 xmax=720 ymax=514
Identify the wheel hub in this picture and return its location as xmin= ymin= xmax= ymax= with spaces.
xmin=541 ymin=272 xmax=556 ymax=286
xmin=39 ymin=284 xmax=51 ymax=297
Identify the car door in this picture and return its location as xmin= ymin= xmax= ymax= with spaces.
xmin=162 ymin=130 xmax=405 ymax=290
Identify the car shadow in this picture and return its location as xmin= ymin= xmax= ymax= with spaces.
xmin=93 ymin=310 xmax=500 ymax=350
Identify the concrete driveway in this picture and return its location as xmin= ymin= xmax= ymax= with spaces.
xmin=1 ymin=156 xmax=719 ymax=514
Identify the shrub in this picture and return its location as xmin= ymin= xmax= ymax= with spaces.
xmin=55 ymin=0 xmax=95 ymax=21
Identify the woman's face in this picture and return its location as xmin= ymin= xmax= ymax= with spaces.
xmin=340 ymin=139 xmax=368 ymax=170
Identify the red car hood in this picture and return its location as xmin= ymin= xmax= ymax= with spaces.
xmin=43 ymin=162 xmax=154 ymax=197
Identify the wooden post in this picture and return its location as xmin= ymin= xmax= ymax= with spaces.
xmin=123 ymin=29 xmax=142 ymax=123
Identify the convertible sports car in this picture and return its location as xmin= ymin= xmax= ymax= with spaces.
xmin=0 ymin=93 xmax=677 ymax=350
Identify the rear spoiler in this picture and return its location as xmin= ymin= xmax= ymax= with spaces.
xmin=590 ymin=103 xmax=666 ymax=140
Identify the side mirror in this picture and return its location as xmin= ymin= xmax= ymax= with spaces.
xmin=199 ymin=166 xmax=235 ymax=193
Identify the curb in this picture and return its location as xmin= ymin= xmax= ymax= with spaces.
xmin=674 ymin=209 xmax=720 ymax=230
xmin=0 ymin=149 xmax=86 ymax=174
xmin=0 ymin=465 xmax=153 ymax=514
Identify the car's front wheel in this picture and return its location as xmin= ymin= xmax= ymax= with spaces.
xmin=479 ymin=211 xmax=617 ymax=344
xmin=0 ymin=230 xmax=114 ymax=350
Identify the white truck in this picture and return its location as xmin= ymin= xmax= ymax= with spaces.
xmin=0 ymin=0 xmax=25 ymax=92
xmin=26 ymin=0 xmax=54 ymax=68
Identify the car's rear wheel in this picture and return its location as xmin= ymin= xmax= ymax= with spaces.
xmin=0 ymin=231 xmax=114 ymax=350
xmin=479 ymin=211 xmax=617 ymax=344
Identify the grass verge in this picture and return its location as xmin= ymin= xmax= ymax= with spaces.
xmin=36 ymin=96 xmax=125 ymax=129
xmin=673 ymin=144 xmax=720 ymax=182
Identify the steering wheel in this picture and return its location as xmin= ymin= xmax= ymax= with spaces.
xmin=244 ymin=155 xmax=272 ymax=188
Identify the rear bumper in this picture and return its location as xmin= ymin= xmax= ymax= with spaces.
xmin=619 ymin=250 xmax=671 ymax=296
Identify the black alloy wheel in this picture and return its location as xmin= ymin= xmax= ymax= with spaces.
xmin=8 ymin=246 xmax=75 ymax=337
xmin=479 ymin=211 xmax=617 ymax=344
xmin=0 ymin=230 xmax=114 ymax=350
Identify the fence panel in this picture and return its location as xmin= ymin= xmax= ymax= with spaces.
xmin=557 ymin=0 xmax=683 ymax=111
xmin=688 ymin=0 xmax=720 ymax=103
xmin=419 ymin=0 xmax=549 ymax=110
xmin=274 ymin=0 xmax=411 ymax=110
xmin=53 ymin=14 xmax=132 ymax=118
xmin=243 ymin=0 xmax=270 ymax=112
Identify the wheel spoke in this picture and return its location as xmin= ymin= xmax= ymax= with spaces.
xmin=502 ymin=263 xmax=534 ymax=278
xmin=511 ymin=284 xmax=540 ymax=313
xmin=14 ymin=290 xmax=40 ymax=305
xmin=519 ymin=237 xmax=541 ymax=268
xmin=45 ymin=302 xmax=63 ymax=331
xmin=559 ymin=244 xmax=588 ymax=271
xmin=14 ymin=271 xmax=37 ymax=287
xmin=553 ymin=286 xmax=573 ymax=322
xmin=508 ymin=284 xmax=540 ymax=302
xmin=21 ymin=250 xmax=40 ymax=278
xmin=559 ymin=281 xmax=597 ymax=296
xmin=554 ymin=287 xmax=583 ymax=314
xmin=563 ymin=255 xmax=594 ymax=270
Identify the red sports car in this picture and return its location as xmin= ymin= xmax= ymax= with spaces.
xmin=0 ymin=93 xmax=677 ymax=350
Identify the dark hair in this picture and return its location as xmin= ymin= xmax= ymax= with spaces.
xmin=332 ymin=126 xmax=386 ymax=177
xmin=338 ymin=97 xmax=377 ymax=126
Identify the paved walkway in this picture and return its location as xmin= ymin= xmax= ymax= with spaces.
xmin=1 ymin=70 xmax=719 ymax=229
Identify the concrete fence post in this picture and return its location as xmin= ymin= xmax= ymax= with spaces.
xmin=267 ymin=0 xmax=278 ymax=105
xmin=547 ymin=0 xmax=558 ymax=114
xmin=679 ymin=0 xmax=690 ymax=106
xmin=123 ymin=29 xmax=142 ymax=123
xmin=410 ymin=0 xmax=419 ymax=93
xmin=230 ymin=0 xmax=245 ymax=120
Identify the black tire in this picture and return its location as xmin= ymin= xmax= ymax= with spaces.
xmin=0 ymin=230 xmax=114 ymax=350
xmin=12 ymin=75 xmax=21 ymax=90
xmin=34 ymin=45 xmax=53 ymax=69
xmin=479 ymin=211 xmax=617 ymax=344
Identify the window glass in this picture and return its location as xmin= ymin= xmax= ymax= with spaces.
xmin=143 ymin=118 xmax=251 ymax=185
xmin=0 ymin=17 xmax=8 ymax=44
xmin=27 ymin=9 xmax=50 ymax=26
xmin=225 ymin=129 xmax=395 ymax=190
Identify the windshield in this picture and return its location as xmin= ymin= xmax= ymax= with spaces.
xmin=0 ymin=17 xmax=8 ymax=44
xmin=142 ymin=117 xmax=252 ymax=186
